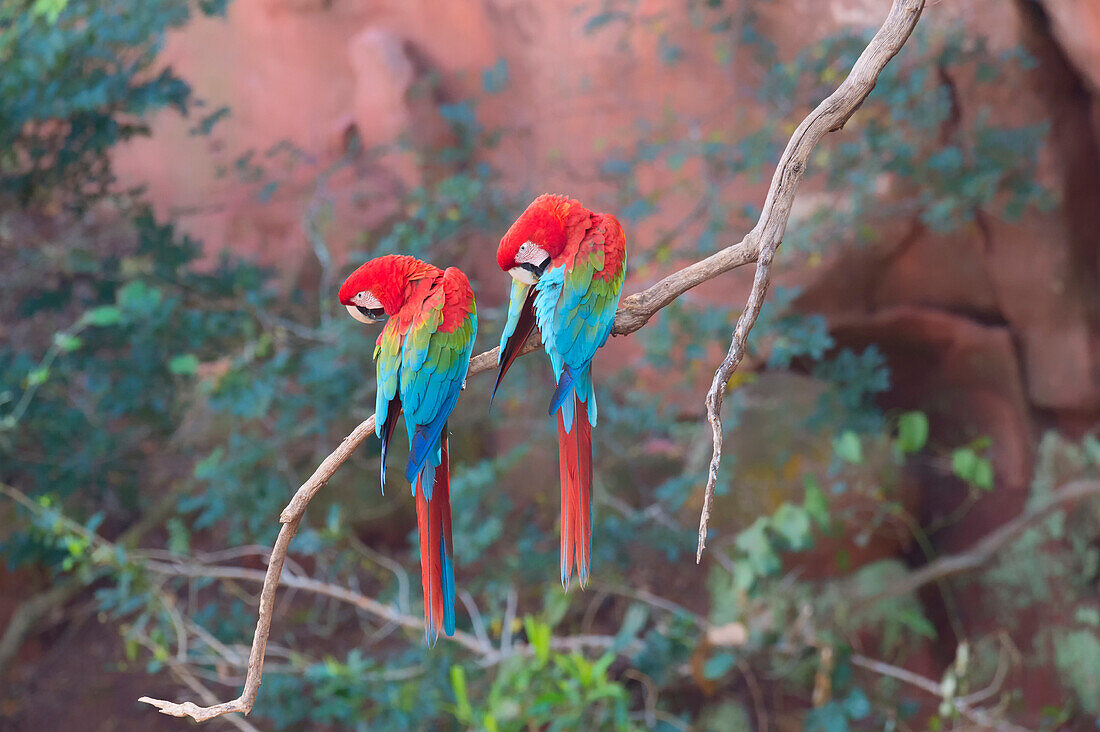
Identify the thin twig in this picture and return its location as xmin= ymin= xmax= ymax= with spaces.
xmin=137 ymin=0 xmax=928 ymax=719
xmin=622 ymin=668 xmax=658 ymax=728
xmin=737 ymin=657 xmax=768 ymax=732
xmin=142 ymin=558 xmax=490 ymax=655
xmin=500 ymin=588 xmax=518 ymax=654
xmin=696 ymin=0 xmax=927 ymax=561
xmin=140 ymin=557 xmax=631 ymax=663
xmin=458 ymin=589 xmax=491 ymax=651
xmin=850 ymin=653 xmax=1028 ymax=731
xmin=348 ymin=534 xmax=412 ymax=614
xmin=0 ymin=479 xmax=183 ymax=673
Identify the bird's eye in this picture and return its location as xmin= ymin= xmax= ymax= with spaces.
xmin=357 ymin=291 xmax=367 ymax=300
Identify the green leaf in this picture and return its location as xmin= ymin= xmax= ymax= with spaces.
xmin=27 ymin=367 xmax=50 ymax=386
xmin=117 ymin=280 xmax=163 ymax=313
xmin=169 ymin=354 xmax=200 ymax=376
xmin=834 ymin=431 xmax=863 ymax=464
xmin=1075 ymin=607 xmax=1100 ymax=627
xmin=772 ymin=503 xmax=813 ymax=551
xmin=53 ymin=333 xmax=83 ymax=352
xmin=524 ymin=616 xmax=551 ymax=666
xmin=803 ymin=476 xmax=830 ymax=528
xmin=971 ymin=456 xmax=994 ymax=491
xmin=592 ymin=652 xmax=615 ymax=681
xmin=481 ymin=58 xmax=509 ymax=94
xmin=951 ymin=448 xmax=978 ymax=482
xmin=166 ymin=518 xmax=190 ymax=555
xmin=613 ymin=604 xmax=647 ymax=651
xmin=736 ymin=517 xmax=780 ymax=577
xmin=450 ymin=665 xmax=473 ymax=723
xmin=951 ymin=448 xmax=993 ymax=490
xmin=31 ymin=0 xmax=69 ymax=23
xmin=1054 ymin=630 xmax=1100 ymax=714
xmin=805 ymin=702 xmax=850 ymax=732
xmin=843 ymin=688 xmax=871 ymax=719
xmin=897 ymin=411 xmax=929 ymax=453
xmin=970 ymin=435 xmax=994 ymax=451
xmin=732 ymin=561 xmax=755 ymax=591
xmin=702 ymin=651 xmax=736 ymax=680
xmin=82 ymin=306 xmax=123 ymax=327
xmin=194 ymin=447 xmax=225 ymax=480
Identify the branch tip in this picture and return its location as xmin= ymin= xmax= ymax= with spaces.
xmin=693 ymin=0 xmax=924 ymax=558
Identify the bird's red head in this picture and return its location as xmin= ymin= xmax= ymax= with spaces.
xmin=497 ymin=194 xmax=587 ymax=285
xmin=339 ymin=254 xmax=438 ymax=324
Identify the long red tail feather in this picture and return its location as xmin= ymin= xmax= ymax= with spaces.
xmin=557 ymin=413 xmax=573 ymax=586
xmin=576 ymin=399 xmax=592 ymax=584
xmin=557 ymin=396 xmax=592 ymax=589
xmin=414 ymin=473 xmax=433 ymax=630
xmin=414 ymin=437 xmax=455 ymax=643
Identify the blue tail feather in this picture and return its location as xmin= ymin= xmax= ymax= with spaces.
xmin=549 ymin=366 xmax=577 ymax=417
xmin=407 ymin=406 xmax=452 ymax=483
xmin=441 ymin=536 xmax=456 ymax=635
xmin=550 ymin=364 xmax=599 ymax=429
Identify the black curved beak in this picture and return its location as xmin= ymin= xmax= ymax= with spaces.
xmin=357 ymin=306 xmax=386 ymax=320
xmin=521 ymin=257 xmax=552 ymax=280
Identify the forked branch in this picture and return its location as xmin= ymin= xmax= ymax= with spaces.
xmin=696 ymin=0 xmax=925 ymax=561
xmin=139 ymin=0 xmax=926 ymax=720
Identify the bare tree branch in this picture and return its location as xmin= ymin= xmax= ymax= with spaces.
xmin=133 ymin=633 xmax=262 ymax=732
xmin=851 ymin=649 xmax=1028 ymax=731
xmin=139 ymin=557 xmax=633 ymax=663
xmin=857 ymin=479 xmax=1100 ymax=609
xmin=0 ymin=480 xmax=182 ymax=674
xmin=136 ymin=0 xmax=927 ymax=720
xmin=696 ymin=0 xmax=926 ymax=561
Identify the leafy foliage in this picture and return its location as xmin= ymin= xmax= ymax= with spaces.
xmin=0 ymin=0 xmax=227 ymax=203
xmin=452 ymin=621 xmax=638 ymax=732
xmin=2 ymin=3 xmax=1094 ymax=731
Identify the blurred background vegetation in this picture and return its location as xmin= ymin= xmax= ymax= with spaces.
xmin=1 ymin=0 xmax=1099 ymax=729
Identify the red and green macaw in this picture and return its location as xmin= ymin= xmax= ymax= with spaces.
xmin=492 ymin=194 xmax=627 ymax=589
xmin=339 ymin=254 xmax=477 ymax=643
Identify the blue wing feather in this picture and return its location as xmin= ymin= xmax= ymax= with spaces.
xmin=401 ymin=304 xmax=477 ymax=488
xmin=534 ymin=239 xmax=623 ymax=426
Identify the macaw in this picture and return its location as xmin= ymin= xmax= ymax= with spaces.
xmin=491 ymin=194 xmax=626 ymax=589
xmin=339 ymin=254 xmax=477 ymax=643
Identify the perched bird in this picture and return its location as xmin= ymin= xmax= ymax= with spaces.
xmin=492 ymin=194 xmax=626 ymax=589
xmin=339 ymin=254 xmax=477 ymax=643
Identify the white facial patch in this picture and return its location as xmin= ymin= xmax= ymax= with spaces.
xmin=515 ymin=241 xmax=549 ymax=267
xmin=351 ymin=290 xmax=383 ymax=309
xmin=346 ymin=290 xmax=384 ymax=324
xmin=509 ymin=241 xmax=550 ymax=285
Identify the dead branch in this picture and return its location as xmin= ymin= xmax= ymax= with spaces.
xmin=0 ymin=576 xmax=92 ymax=673
xmin=851 ymin=649 xmax=1028 ymax=731
xmin=857 ymin=479 xmax=1100 ymax=609
xmin=133 ymin=633 xmax=262 ymax=732
xmin=0 ymin=480 xmax=181 ymax=674
xmin=696 ymin=0 xmax=926 ymax=561
xmin=139 ymin=557 xmax=633 ymax=663
xmin=137 ymin=0 xmax=926 ymax=720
